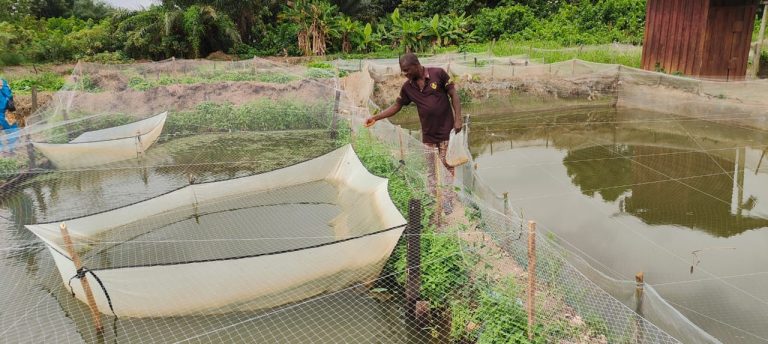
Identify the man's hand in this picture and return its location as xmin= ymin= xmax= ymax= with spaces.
xmin=364 ymin=117 xmax=377 ymax=127
xmin=454 ymin=118 xmax=463 ymax=133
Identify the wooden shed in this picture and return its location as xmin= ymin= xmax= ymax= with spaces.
xmin=641 ymin=0 xmax=760 ymax=80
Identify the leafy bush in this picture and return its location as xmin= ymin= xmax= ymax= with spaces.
xmin=0 ymin=158 xmax=19 ymax=179
xmin=8 ymin=72 xmax=66 ymax=93
xmin=307 ymin=60 xmax=333 ymax=69
xmin=473 ymin=5 xmax=537 ymax=41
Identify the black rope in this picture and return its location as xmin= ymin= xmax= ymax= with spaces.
xmin=67 ymin=267 xmax=117 ymax=317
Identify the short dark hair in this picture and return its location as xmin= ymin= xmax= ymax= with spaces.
xmin=399 ymin=52 xmax=420 ymax=67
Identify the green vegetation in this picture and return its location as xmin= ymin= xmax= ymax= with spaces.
xmin=0 ymin=158 xmax=19 ymax=180
xmin=127 ymin=71 xmax=297 ymax=91
xmin=351 ymin=128 xmax=595 ymax=343
xmin=7 ymin=72 xmax=66 ymax=93
xmin=2 ymin=0 xmax=647 ymax=66
xmin=165 ymin=100 xmax=333 ymax=135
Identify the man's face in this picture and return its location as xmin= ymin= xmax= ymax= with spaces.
xmin=400 ymin=63 xmax=421 ymax=81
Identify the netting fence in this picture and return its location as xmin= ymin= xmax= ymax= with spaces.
xmin=1 ymin=53 xmax=766 ymax=343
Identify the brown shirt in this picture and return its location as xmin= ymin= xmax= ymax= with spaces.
xmin=396 ymin=67 xmax=455 ymax=144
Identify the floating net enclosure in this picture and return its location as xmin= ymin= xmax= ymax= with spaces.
xmin=26 ymin=144 xmax=405 ymax=317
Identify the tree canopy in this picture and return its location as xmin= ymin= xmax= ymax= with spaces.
xmin=0 ymin=0 xmax=649 ymax=65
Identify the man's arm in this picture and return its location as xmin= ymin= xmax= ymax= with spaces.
xmin=448 ymin=86 xmax=462 ymax=132
xmin=365 ymin=102 xmax=402 ymax=127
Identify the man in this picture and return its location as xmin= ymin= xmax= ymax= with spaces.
xmin=0 ymin=79 xmax=19 ymax=156
xmin=365 ymin=53 xmax=463 ymax=213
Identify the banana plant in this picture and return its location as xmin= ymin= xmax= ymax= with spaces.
xmin=390 ymin=8 xmax=425 ymax=53
xmin=336 ymin=16 xmax=359 ymax=54
xmin=441 ymin=13 xmax=473 ymax=46
xmin=426 ymin=14 xmax=442 ymax=49
xmin=354 ymin=22 xmax=375 ymax=53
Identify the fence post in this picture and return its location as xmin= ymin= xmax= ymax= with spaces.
xmin=27 ymin=86 xmax=38 ymax=169
xmin=59 ymin=223 xmax=103 ymax=333
xmin=503 ymin=192 xmax=509 ymax=216
xmin=331 ymin=89 xmax=341 ymax=140
xmin=62 ymin=109 xmax=71 ymax=141
xmin=433 ymin=147 xmax=443 ymax=226
xmin=635 ymin=272 xmax=645 ymax=315
xmin=405 ymin=198 xmax=423 ymax=322
xmin=397 ymin=125 xmax=405 ymax=162
xmin=527 ymin=220 xmax=537 ymax=341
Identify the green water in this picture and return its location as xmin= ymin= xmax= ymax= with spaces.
xmin=393 ymin=107 xmax=768 ymax=344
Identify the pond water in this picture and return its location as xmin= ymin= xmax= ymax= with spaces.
xmin=394 ymin=107 xmax=768 ymax=343
xmin=0 ymin=131 xmax=429 ymax=343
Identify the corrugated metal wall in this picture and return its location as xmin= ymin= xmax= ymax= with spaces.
xmin=641 ymin=0 xmax=758 ymax=80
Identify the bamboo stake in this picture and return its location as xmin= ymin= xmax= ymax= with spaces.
xmin=527 ymin=220 xmax=536 ymax=341
xmin=59 ymin=223 xmax=103 ymax=333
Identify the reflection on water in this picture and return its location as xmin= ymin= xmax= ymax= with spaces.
xmin=0 ymin=131 xmax=431 ymax=343
xmin=466 ymin=108 xmax=768 ymax=343
xmin=563 ymin=145 xmax=768 ymax=237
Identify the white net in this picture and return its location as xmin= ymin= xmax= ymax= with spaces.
xmin=1 ymin=52 xmax=767 ymax=343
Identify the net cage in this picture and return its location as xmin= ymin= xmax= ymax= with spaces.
xmin=2 ymin=50 xmax=768 ymax=343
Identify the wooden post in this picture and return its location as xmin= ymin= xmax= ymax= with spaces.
xmin=753 ymin=2 xmax=768 ymax=77
xmin=433 ymin=147 xmax=442 ymax=226
xmin=331 ymin=89 xmax=341 ymax=140
xmin=62 ymin=109 xmax=71 ymax=141
xmin=405 ymin=198 xmax=423 ymax=321
xmin=633 ymin=271 xmax=646 ymax=343
xmin=527 ymin=220 xmax=536 ymax=341
xmin=635 ymin=272 xmax=644 ymax=315
xmin=503 ymin=192 xmax=509 ymax=216
xmin=27 ymin=86 xmax=38 ymax=169
xmin=474 ymin=57 xmax=477 ymax=67
xmin=397 ymin=125 xmax=405 ymax=162
xmin=59 ymin=223 xmax=103 ymax=333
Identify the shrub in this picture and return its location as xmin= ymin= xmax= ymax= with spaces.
xmin=473 ymin=5 xmax=537 ymax=41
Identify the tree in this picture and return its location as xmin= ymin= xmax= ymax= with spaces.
xmin=281 ymin=0 xmax=339 ymax=56
xmin=390 ymin=8 xmax=424 ymax=53
xmin=162 ymin=0 xmax=280 ymax=45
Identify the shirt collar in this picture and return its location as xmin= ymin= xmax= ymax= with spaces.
xmin=408 ymin=67 xmax=430 ymax=88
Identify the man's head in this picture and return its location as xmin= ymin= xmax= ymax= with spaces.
xmin=399 ymin=53 xmax=422 ymax=81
